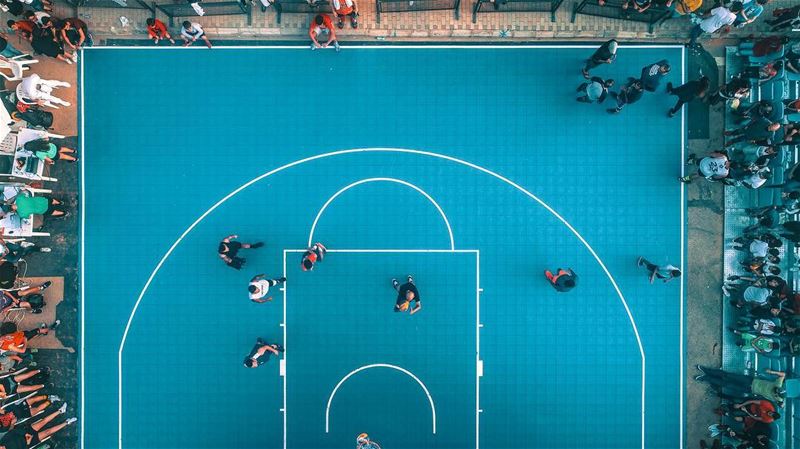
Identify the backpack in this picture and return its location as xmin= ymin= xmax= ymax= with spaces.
xmin=24 ymin=293 xmax=44 ymax=309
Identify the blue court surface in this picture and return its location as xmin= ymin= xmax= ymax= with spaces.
xmin=80 ymin=45 xmax=685 ymax=449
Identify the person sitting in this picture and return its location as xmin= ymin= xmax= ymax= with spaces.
xmin=24 ymin=137 xmax=77 ymax=164
xmin=0 ymin=402 xmax=76 ymax=448
xmin=0 ymin=320 xmax=59 ymax=355
xmin=301 ymin=242 xmax=327 ymax=271
xmin=732 ymin=100 xmax=773 ymax=125
xmin=180 ymin=21 xmax=212 ymax=48
xmin=544 ymin=268 xmax=578 ymax=292
xmin=57 ymin=17 xmax=91 ymax=50
xmin=740 ymin=60 xmax=782 ymax=85
xmin=5 ymin=192 xmax=68 ymax=219
xmin=18 ymin=74 xmax=71 ymax=108
xmin=0 ymin=367 xmax=49 ymax=398
xmin=243 ymin=337 xmax=284 ymax=368
xmin=724 ymin=119 xmax=780 ymax=149
xmin=0 ymin=281 xmax=51 ymax=314
xmin=217 ymin=234 xmax=263 ymax=270
xmin=330 ymin=0 xmax=358 ymax=28
xmin=392 ymin=275 xmax=421 ymax=314
xmin=0 ymin=232 xmax=50 ymax=264
xmin=7 ymin=20 xmax=35 ymax=41
xmin=146 ymin=18 xmax=174 ymax=45
xmin=0 ymin=392 xmax=59 ymax=431
xmin=356 ymin=433 xmax=382 ymax=449
xmin=309 ymin=14 xmax=338 ymax=51
xmin=30 ymin=18 xmax=77 ymax=65
xmin=766 ymin=4 xmax=800 ymax=31
xmin=734 ymin=0 xmax=768 ymax=27
xmin=707 ymin=77 xmax=751 ymax=106
xmin=622 ymin=0 xmax=651 ymax=13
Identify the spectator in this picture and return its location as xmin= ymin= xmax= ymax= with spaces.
xmin=392 ymin=275 xmax=421 ymax=314
xmin=18 ymin=74 xmax=71 ymax=108
xmin=0 ymin=393 xmax=58 ymax=431
xmin=735 ymin=331 xmax=780 ymax=355
xmin=732 ymin=100 xmax=773 ymax=125
xmin=20 ymin=0 xmax=52 ymax=12
xmin=330 ymin=0 xmax=358 ymax=28
xmin=724 ymin=119 xmax=780 ymax=148
xmin=785 ymin=98 xmax=800 ymax=113
xmin=58 ymin=17 xmax=91 ymax=49
xmin=734 ymin=0 xmax=768 ymax=26
xmin=0 ymin=281 xmax=50 ymax=314
xmin=680 ymin=152 xmax=730 ymax=183
xmin=243 ymin=338 xmax=284 ymax=368
xmin=582 ymin=39 xmax=617 ymax=78
xmin=544 ymin=268 xmax=577 ymax=292
xmin=666 ymin=76 xmax=709 ymax=117
xmin=0 ymin=367 xmax=49 ymax=397
xmin=741 ymin=167 xmax=771 ymax=189
xmin=0 ymin=233 xmax=50 ymax=265
xmin=309 ymin=14 xmax=339 ymax=51
xmin=7 ymin=194 xmax=67 ymax=219
xmin=0 ymin=405 xmax=76 ymax=449
xmin=30 ymin=22 xmax=76 ymax=64
xmin=726 ymin=283 xmax=773 ymax=308
xmin=732 ymin=235 xmax=781 ymax=258
xmin=180 ymin=21 xmax=212 ymax=48
xmin=301 ymin=242 xmax=327 ymax=271
xmin=696 ymin=367 xmax=787 ymax=406
xmin=23 ymin=10 xmax=48 ymax=26
xmin=218 ymin=234 xmax=263 ymax=270
xmin=0 ymin=32 xmax=22 ymax=59
xmin=740 ymin=60 xmax=782 ymax=85
xmin=24 ymin=137 xmax=77 ymax=164
xmin=766 ymin=4 xmax=800 ymax=31
xmin=6 ymin=20 xmax=34 ymax=41
xmin=622 ymin=0 xmax=651 ymax=13
xmin=707 ymin=77 xmax=751 ymax=106
xmin=607 ymin=79 xmax=644 ymax=114
xmin=247 ymin=274 xmax=286 ymax=303
xmin=689 ymin=3 xmax=742 ymax=46
xmin=576 ymin=77 xmax=613 ymax=103
xmin=639 ymin=59 xmax=670 ymax=92
xmin=0 ymin=320 xmax=59 ymax=355
xmin=146 ymin=18 xmax=175 ymax=45
xmin=720 ymin=400 xmax=780 ymax=423
xmin=0 ymin=0 xmax=24 ymax=16
xmin=636 ymin=257 xmax=681 ymax=283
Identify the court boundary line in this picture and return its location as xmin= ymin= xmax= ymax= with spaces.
xmin=108 ymin=148 xmax=649 ymax=449
xmin=307 ymin=177 xmax=455 ymax=250
xmin=79 ymin=48 xmax=85 ymax=449
xmin=324 ymin=364 xmax=438 ymax=434
xmin=282 ymin=248 xmax=480 ymax=448
xmin=83 ymin=44 xmax=685 ymax=50
xmin=679 ymin=46 xmax=686 ymax=449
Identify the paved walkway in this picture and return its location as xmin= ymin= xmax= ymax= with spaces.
xmin=53 ymin=0 xmax=794 ymax=42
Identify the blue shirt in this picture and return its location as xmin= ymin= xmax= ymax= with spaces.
xmin=735 ymin=1 xmax=763 ymax=25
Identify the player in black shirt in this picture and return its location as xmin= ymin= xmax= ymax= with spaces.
xmin=392 ymin=275 xmax=421 ymax=314
xmin=218 ymin=234 xmax=263 ymax=270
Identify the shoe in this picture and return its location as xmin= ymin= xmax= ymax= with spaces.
xmin=607 ymin=108 xmax=620 ymax=114
xmin=666 ymin=82 xmax=673 ymax=93
xmin=576 ymin=97 xmax=591 ymax=103
xmin=39 ymin=247 xmax=51 ymax=253
xmin=48 ymin=394 xmax=60 ymax=402
xmin=260 ymin=3 xmax=266 ymax=11
xmin=49 ymin=319 xmax=61 ymax=330
xmin=278 ymin=277 xmax=286 ymax=283
xmin=310 ymin=43 xmax=316 ymax=50
xmin=391 ymin=279 xmax=399 ymax=289
xmin=679 ymin=176 xmax=692 ymax=183
xmin=65 ymin=417 xmax=77 ymax=425
xmin=337 ymin=17 xmax=344 ymax=28
xmin=19 ymin=242 xmax=34 ymax=248
xmin=694 ymin=374 xmax=705 ymax=381
xmin=722 ymin=286 xmax=730 ymax=297
xmin=57 ymin=403 xmax=67 ymax=414
xmin=636 ymin=256 xmax=644 ymax=267
xmin=250 ymin=242 xmax=264 ymax=249
xmin=695 ymin=364 xmax=704 ymax=372
xmin=581 ymin=68 xmax=589 ymax=79
xmin=334 ymin=42 xmax=340 ymax=52
xmin=31 ymin=308 xmax=42 ymax=314
xmin=40 ymin=281 xmax=52 ymax=291
xmin=668 ymin=110 xmax=676 ymax=118
xmin=686 ymin=153 xmax=697 ymax=164
xmin=64 ymin=59 xmax=72 ymax=65
xmin=407 ymin=275 xmax=414 ymax=284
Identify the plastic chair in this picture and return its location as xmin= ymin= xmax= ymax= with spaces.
xmin=0 ymin=55 xmax=37 ymax=82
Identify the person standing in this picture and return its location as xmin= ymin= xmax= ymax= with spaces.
xmin=180 ymin=21 xmax=212 ymax=48
xmin=723 ymin=119 xmax=780 ymax=149
xmin=734 ymin=0 xmax=768 ymax=27
xmin=607 ymin=79 xmax=644 ymax=114
xmin=146 ymin=18 xmax=174 ymax=45
xmin=666 ymin=76 xmax=710 ymax=117
xmin=637 ymin=257 xmax=681 ymax=283
xmin=582 ymin=39 xmax=618 ymax=78
xmin=301 ymin=242 xmax=327 ymax=271
xmin=392 ymin=275 xmax=421 ymax=314
xmin=576 ymin=77 xmax=614 ymax=103
xmin=218 ymin=235 xmax=264 ymax=270
xmin=309 ymin=14 xmax=339 ymax=51
xmin=248 ymin=274 xmax=286 ymax=303
xmin=243 ymin=337 xmax=284 ymax=368
xmin=639 ymin=59 xmax=671 ymax=92
xmin=544 ymin=268 xmax=577 ymax=292
xmin=688 ymin=2 xmax=742 ymax=46
xmin=58 ymin=17 xmax=92 ymax=49
xmin=356 ymin=433 xmax=382 ymax=449
xmin=330 ymin=0 xmax=358 ymax=28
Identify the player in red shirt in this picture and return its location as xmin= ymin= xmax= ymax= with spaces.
xmin=7 ymin=20 xmax=35 ymax=41
xmin=309 ymin=14 xmax=339 ymax=51
xmin=717 ymin=399 xmax=780 ymax=424
xmin=146 ymin=18 xmax=175 ymax=45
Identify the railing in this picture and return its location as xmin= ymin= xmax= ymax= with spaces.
xmin=473 ymin=0 xmax=562 ymax=22
xmin=63 ymin=0 xmax=155 ymax=11
xmin=375 ymin=0 xmax=460 ymax=23
xmin=155 ymin=0 xmax=251 ymax=26
xmin=273 ymin=0 xmax=332 ymax=24
xmin=571 ymin=0 xmax=672 ymax=32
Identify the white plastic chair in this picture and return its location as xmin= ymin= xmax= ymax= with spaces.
xmin=0 ymin=55 xmax=38 ymax=82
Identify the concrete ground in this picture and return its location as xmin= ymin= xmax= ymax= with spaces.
xmin=0 ymin=1 xmax=743 ymax=445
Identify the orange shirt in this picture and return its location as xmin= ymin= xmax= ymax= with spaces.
xmin=0 ymin=331 xmax=25 ymax=352
xmin=309 ymin=14 xmax=334 ymax=36
xmin=147 ymin=19 xmax=169 ymax=39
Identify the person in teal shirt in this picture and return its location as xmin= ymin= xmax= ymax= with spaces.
xmin=10 ymin=195 xmax=67 ymax=219
xmin=24 ymin=138 xmax=77 ymax=165
xmin=734 ymin=0 xmax=768 ymax=26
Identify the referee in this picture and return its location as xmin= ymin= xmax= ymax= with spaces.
xmin=392 ymin=275 xmax=421 ymax=314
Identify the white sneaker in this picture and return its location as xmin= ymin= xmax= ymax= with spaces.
xmin=57 ymin=403 xmax=66 ymax=414
xmin=39 ymin=247 xmax=51 ymax=253
xmin=47 ymin=394 xmax=60 ymax=402
xmin=19 ymin=242 xmax=34 ymax=248
xmin=65 ymin=417 xmax=77 ymax=425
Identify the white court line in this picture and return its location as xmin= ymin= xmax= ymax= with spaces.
xmin=84 ymin=44 xmax=685 ymax=50
xmin=307 ymin=178 xmax=455 ymax=250
xmin=282 ymin=250 xmax=287 ymax=449
xmin=285 ymin=249 xmax=476 ymax=253
xmin=115 ymin=148 xmax=644 ymax=449
xmin=79 ymin=47 xmax=86 ymax=449
xmin=324 ymin=363 xmax=436 ymax=434
xmin=679 ymin=46 xmax=686 ymax=449
xmin=475 ymin=252 xmax=481 ymax=449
